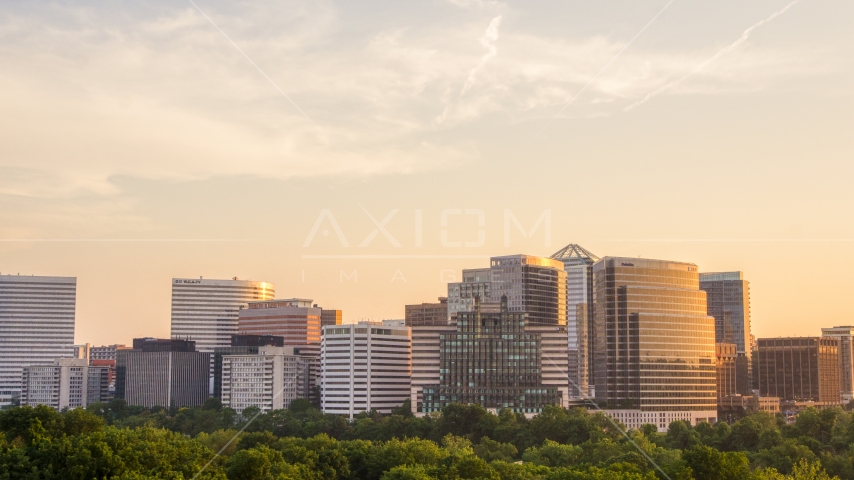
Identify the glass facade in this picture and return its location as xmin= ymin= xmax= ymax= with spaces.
xmin=488 ymin=255 xmax=566 ymax=327
xmin=699 ymin=272 xmax=752 ymax=394
xmin=593 ymin=258 xmax=717 ymax=412
xmin=550 ymin=244 xmax=599 ymax=398
xmin=421 ymin=296 xmax=560 ymax=413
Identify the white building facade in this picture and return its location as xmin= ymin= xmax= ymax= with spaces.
xmin=221 ymin=346 xmax=312 ymax=414
xmin=321 ymin=321 xmax=411 ymax=418
xmin=0 ymin=275 xmax=77 ymax=406
xmin=20 ymin=358 xmax=109 ymax=410
xmin=170 ymin=278 xmax=274 ymax=369
xmin=410 ymin=323 xmax=456 ymax=415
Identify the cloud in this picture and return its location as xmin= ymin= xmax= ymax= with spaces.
xmin=626 ymin=0 xmax=802 ymax=111
xmin=0 ymin=1 xmax=834 ymax=199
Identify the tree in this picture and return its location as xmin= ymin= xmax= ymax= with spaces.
xmin=682 ymin=445 xmax=750 ymax=480
xmin=473 ymin=437 xmax=518 ymax=462
xmin=521 ymin=440 xmax=582 ymax=467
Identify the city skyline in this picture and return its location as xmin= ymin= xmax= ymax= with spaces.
xmin=2 ymin=0 xmax=853 ymax=347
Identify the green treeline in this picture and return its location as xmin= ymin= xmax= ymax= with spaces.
xmin=2 ymin=399 xmax=853 ymax=479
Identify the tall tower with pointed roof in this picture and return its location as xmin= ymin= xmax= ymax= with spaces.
xmin=550 ymin=244 xmax=599 ymax=398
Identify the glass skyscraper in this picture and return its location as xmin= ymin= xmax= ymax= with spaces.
xmin=422 ymin=296 xmax=559 ymax=414
xmin=550 ymin=244 xmax=599 ymax=398
xmin=593 ymin=257 xmax=717 ymax=424
xmin=699 ymin=271 xmax=752 ymax=394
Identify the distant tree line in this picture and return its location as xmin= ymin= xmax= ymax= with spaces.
xmin=2 ymin=398 xmax=853 ymax=479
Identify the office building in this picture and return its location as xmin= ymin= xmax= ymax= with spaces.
xmin=409 ymin=322 xmax=457 ymax=414
xmin=238 ymin=298 xmax=322 ymax=357
xmin=756 ymin=337 xmax=841 ymax=406
xmin=550 ymin=243 xmax=599 ymax=398
xmin=0 ymin=275 xmax=77 ymax=406
xmin=405 ymin=298 xmax=449 ymax=327
xmin=90 ymin=344 xmax=131 ymax=362
xmin=221 ymin=346 xmax=313 ymax=414
xmin=321 ymin=321 xmax=411 ymax=418
xmin=716 ymin=343 xmax=738 ymax=399
xmin=20 ymin=358 xmax=109 ymax=410
xmin=115 ymin=338 xmax=209 ymax=408
xmin=822 ymin=326 xmax=854 ymax=403
xmin=170 ymin=277 xmax=275 ymax=369
xmin=321 ymin=309 xmax=343 ymax=327
xmin=422 ymin=296 xmax=560 ymax=415
xmin=447 ymin=268 xmax=491 ymax=322
xmin=700 ymin=272 xmax=752 ymax=394
xmin=213 ymin=334 xmax=286 ymax=398
xmin=593 ymin=257 xmax=717 ymax=429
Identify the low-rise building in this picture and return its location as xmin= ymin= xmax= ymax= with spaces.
xmin=116 ymin=338 xmax=209 ymax=408
xmin=20 ymin=358 xmax=109 ymax=410
xmin=221 ymin=346 xmax=313 ymax=414
xmin=756 ymin=337 xmax=841 ymax=407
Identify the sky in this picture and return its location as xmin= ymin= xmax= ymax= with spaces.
xmin=1 ymin=0 xmax=852 ymax=346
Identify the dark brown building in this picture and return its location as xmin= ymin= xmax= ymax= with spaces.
xmin=716 ymin=343 xmax=738 ymax=399
xmin=321 ymin=309 xmax=342 ymax=327
xmin=405 ymin=297 xmax=449 ymax=327
xmin=756 ymin=337 xmax=840 ymax=405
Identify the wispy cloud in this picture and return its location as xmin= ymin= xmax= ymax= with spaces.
xmin=626 ymin=0 xmax=802 ymax=111
xmin=462 ymin=15 xmax=502 ymax=95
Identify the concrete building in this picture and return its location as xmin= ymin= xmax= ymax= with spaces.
xmin=238 ymin=299 xmax=322 ymax=357
xmin=700 ymin=272 xmax=752 ymax=394
xmin=0 ymin=275 xmax=77 ymax=406
xmin=550 ymin=243 xmax=599 ymax=399
xmin=321 ymin=321 xmax=411 ymax=418
xmin=20 ymin=358 xmax=109 ymax=410
xmin=716 ymin=343 xmax=738 ymax=399
xmin=116 ymin=338 xmax=209 ymax=408
xmin=822 ymin=326 xmax=854 ymax=403
xmin=213 ymin=334 xmax=286 ymax=398
xmin=405 ymin=298 xmax=449 ymax=327
xmin=221 ymin=346 xmax=313 ymax=414
xmin=756 ymin=337 xmax=841 ymax=407
xmin=593 ymin=257 xmax=717 ymax=429
xmin=90 ymin=344 xmax=131 ymax=362
xmin=170 ymin=277 xmax=275 ymax=371
xmin=409 ymin=324 xmax=457 ymax=414
xmin=422 ymin=296 xmax=560 ymax=415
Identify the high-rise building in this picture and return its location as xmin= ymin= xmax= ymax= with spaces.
xmin=0 ymin=275 xmax=77 ymax=406
xmin=700 ymin=272 xmax=752 ymax=394
xmin=422 ymin=296 xmax=560 ymax=415
xmin=221 ymin=346 xmax=313 ymax=414
xmin=321 ymin=321 xmax=411 ymax=418
xmin=90 ymin=344 xmax=131 ymax=362
xmin=115 ymin=338 xmax=209 ymax=408
xmin=20 ymin=358 xmax=109 ymax=410
xmin=170 ymin=277 xmax=275 ymax=371
xmin=321 ymin=309 xmax=343 ymax=327
xmin=756 ymin=337 xmax=841 ymax=406
xmin=593 ymin=257 xmax=717 ymax=430
xmin=443 ymin=255 xmax=568 ymax=404
xmin=550 ymin=244 xmax=599 ymax=399
xmin=822 ymin=326 xmax=854 ymax=403
xmin=238 ymin=299 xmax=322 ymax=357
xmin=405 ymin=298 xmax=449 ymax=327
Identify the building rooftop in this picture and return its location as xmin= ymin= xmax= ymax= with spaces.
xmin=549 ymin=243 xmax=600 ymax=263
